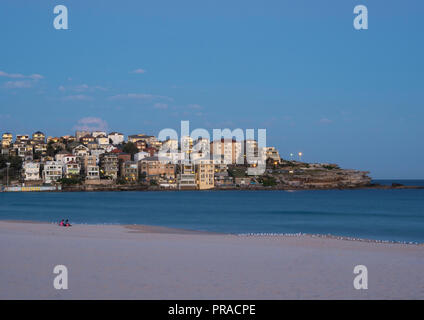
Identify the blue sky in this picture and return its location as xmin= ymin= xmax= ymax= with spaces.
xmin=0 ymin=0 xmax=423 ymax=178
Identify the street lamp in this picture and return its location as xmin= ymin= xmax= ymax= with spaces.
xmin=6 ymin=162 xmax=11 ymax=187
xmin=298 ymin=152 xmax=303 ymax=162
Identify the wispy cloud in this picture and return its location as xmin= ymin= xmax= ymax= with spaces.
xmin=319 ymin=117 xmax=333 ymax=124
xmin=73 ymin=117 xmax=108 ymax=131
xmin=62 ymin=94 xmax=94 ymax=101
xmin=154 ymin=103 xmax=168 ymax=110
xmin=3 ymin=80 xmax=34 ymax=89
xmin=0 ymin=70 xmax=43 ymax=80
xmin=130 ymin=68 xmax=146 ymax=74
xmin=58 ymin=84 xmax=107 ymax=92
xmin=1 ymin=70 xmax=44 ymax=90
xmin=108 ymin=93 xmax=173 ymax=101
xmin=188 ymin=104 xmax=202 ymax=110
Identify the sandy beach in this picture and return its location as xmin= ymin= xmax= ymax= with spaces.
xmin=0 ymin=220 xmax=423 ymax=300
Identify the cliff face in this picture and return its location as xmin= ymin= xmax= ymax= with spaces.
xmin=259 ymin=161 xmax=373 ymax=189
xmin=276 ymin=169 xmax=372 ymax=189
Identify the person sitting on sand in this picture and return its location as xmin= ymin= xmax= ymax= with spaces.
xmin=59 ymin=219 xmax=64 ymax=227
xmin=65 ymin=219 xmax=71 ymax=227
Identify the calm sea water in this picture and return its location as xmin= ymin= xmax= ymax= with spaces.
xmin=0 ymin=180 xmax=423 ymax=243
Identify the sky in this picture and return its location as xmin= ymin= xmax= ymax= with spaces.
xmin=0 ymin=0 xmax=423 ymax=179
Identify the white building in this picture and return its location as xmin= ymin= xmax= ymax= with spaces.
xmin=158 ymin=150 xmax=185 ymax=164
xmin=193 ymin=138 xmax=210 ymax=152
xmin=63 ymin=161 xmax=81 ymax=178
xmin=210 ymin=139 xmax=242 ymax=165
xmin=180 ymin=136 xmax=193 ymax=154
xmin=23 ymin=161 xmax=40 ymax=181
xmin=43 ymin=161 xmax=63 ymax=184
xmin=178 ymin=163 xmax=197 ymax=190
xmin=54 ymin=151 xmax=69 ymax=163
xmin=264 ymin=147 xmax=281 ymax=163
xmin=108 ymin=132 xmax=124 ymax=145
xmin=96 ymin=135 xmax=109 ymax=146
xmin=89 ymin=149 xmax=105 ymax=164
xmin=58 ymin=154 xmax=77 ymax=165
xmin=104 ymin=144 xmax=117 ymax=153
xmin=161 ymin=139 xmax=179 ymax=152
xmin=134 ymin=151 xmax=150 ymax=162
xmin=191 ymin=138 xmax=210 ymax=163
xmin=245 ymin=139 xmax=259 ymax=164
xmin=16 ymin=134 xmax=30 ymax=143
xmin=72 ymin=144 xmax=89 ymax=157
xmin=92 ymin=131 xmax=107 ymax=138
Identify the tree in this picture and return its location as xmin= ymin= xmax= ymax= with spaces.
xmin=0 ymin=155 xmax=23 ymax=181
xmin=46 ymin=144 xmax=56 ymax=157
xmin=0 ymin=155 xmax=22 ymax=170
xmin=33 ymin=151 xmax=42 ymax=160
xmin=261 ymin=176 xmax=277 ymax=187
xmin=122 ymin=142 xmax=138 ymax=160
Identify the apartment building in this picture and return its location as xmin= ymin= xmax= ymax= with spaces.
xmin=120 ymin=161 xmax=139 ymax=181
xmin=264 ymin=147 xmax=281 ymax=164
xmin=16 ymin=134 xmax=30 ymax=144
xmin=80 ymin=135 xmax=96 ymax=145
xmin=75 ymin=130 xmax=90 ymax=141
xmin=128 ymin=134 xmax=147 ymax=143
xmin=157 ymin=150 xmax=184 ymax=164
xmin=180 ymin=136 xmax=193 ymax=155
xmin=63 ymin=161 xmax=81 ymax=178
xmin=82 ymin=155 xmax=97 ymax=174
xmin=43 ymin=161 xmax=63 ymax=184
xmin=107 ymin=132 xmax=124 ymax=145
xmin=72 ymin=144 xmax=90 ymax=158
xmin=178 ymin=163 xmax=197 ymax=190
xmin=161 ymin=139 xmax=179 ymax=152
xmin=23 ymin=161 xmax=40 ymax=181
xmin=60 ymin=154 xmax=77 ymax=165
xmin=139 ymin=156 xmax=176 ymax=179
xmin=191 ymin=138 xmax=210 ymax=164
xmin=196 ymin=159 xmax=214 ymax=190
xmin=134 ymin=151 xmax=150 ymax=162
xmin=1 ymin=132 xmax=13 ymax=148
xmin=90 ymin=148 xmax=105 ymax=163
xmin=34 ymin=143 xmax=47 ymax=154
xmin=86 ymin=165 xmax=100 ymax=180
xmin=32 ymin=131 xmax=45 ymax=143
xmin=92 ymin=131 xmax=107 ymax=138
xmin=135 ymin=140 xmax=147 ymax=151
xmin=100 ymin=153 xmax=119 ymax=179
xmin=210 ymin=139 xmax=242 ymax=165
xmin=96 ymin=135 xmax=109 ymax=146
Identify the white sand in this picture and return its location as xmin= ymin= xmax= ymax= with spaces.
xmin=0 ymin=221 xmax=423 ymax=299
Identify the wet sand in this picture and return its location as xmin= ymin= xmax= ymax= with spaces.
xmin=0 ymin=220 xmax=423 ymax=299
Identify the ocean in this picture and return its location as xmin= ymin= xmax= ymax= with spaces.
xmin=1 ymin=180 xmax=423 ymax=243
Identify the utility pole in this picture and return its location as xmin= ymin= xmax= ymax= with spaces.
xmin=6 ymin=162 xmax=11 ymax=188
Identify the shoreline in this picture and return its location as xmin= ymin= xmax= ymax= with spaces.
xmin=0 ymin=219 xmax=220 ymax=235
xmin=1 ymin=183 xmax=423 ymax=193
xmin=1 ymin=219 xmax=422 ymax=245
